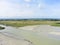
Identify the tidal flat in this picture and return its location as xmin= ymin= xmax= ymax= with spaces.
xmin=0 ymin=24 xmax=60 ymax=45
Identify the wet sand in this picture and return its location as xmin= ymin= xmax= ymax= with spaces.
xmin=19 ymin=25 xmax=37 ymax=31
xmin=0 ymin=33 xmax=31 ymax=45
xmin=49 ymin=32 xmax=60 ymax=35
xmin=0 ymin=25 xmax=60 ymax=45
xmin=18 ymin=25 xmax=54 ymax=32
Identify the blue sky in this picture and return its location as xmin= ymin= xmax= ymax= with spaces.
xmin=0 ymin=0 xmax=60 ymax=19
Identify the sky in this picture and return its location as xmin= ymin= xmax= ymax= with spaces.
xmin=0 ymin=0 xmax=60 ymax=19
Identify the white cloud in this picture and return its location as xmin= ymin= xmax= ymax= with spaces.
xmin=26 ymin=4 xmax=30 ymax=8
xmin=24 ymin=0 xmax=31 ymax=2
xmin=0 ymin=1 xmax=34 ymax=18
xmin=0 ymin=0 xmax=60 ymax=19
xmin=38 ymin=4 xmax=41 ymax=8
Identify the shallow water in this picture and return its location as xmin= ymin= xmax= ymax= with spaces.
xmin=0 ymin=25 xmax=60 ymax=45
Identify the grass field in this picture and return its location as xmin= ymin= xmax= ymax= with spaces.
xmin=0 ymin=20 xmax=60 ymax=27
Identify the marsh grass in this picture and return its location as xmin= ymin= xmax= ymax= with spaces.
xmin=0 ymin=20 xmax=60 ymax=27
xmin=0 ymin=26 xmax=5 ymax=30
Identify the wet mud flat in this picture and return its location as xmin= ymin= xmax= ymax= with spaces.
xmin=0 ymin=25 xmax=60 ymax=45
xmin=0 ymin=33 xmax=33 ymax=45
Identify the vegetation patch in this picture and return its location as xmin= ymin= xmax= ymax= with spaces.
xmin=51 ymin=22 xmax=60 ymax=27
xmin=0 ymin=26 xmax=5 ymax=30
xmin=0 ymin=20 xmax=60 ymax=27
